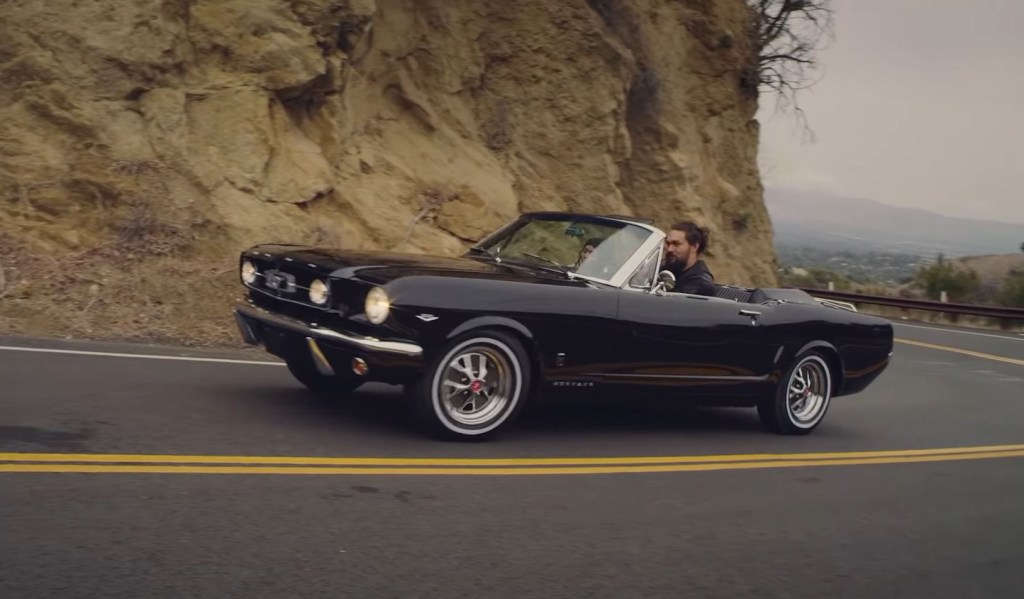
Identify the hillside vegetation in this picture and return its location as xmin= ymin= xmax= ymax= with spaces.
xmin=923 ymin=254 xmax=1024 ymax=307
xmin=780 ymin=252 xmax=1024 ymax=309
xmin=0 ymin=0 xmax=778 ymax=345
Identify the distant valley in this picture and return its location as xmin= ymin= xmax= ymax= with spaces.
xmin=765 ymin=187 xmax=1024 ymax=259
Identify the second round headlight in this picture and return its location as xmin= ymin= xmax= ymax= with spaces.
xmin=309 ymin=279 xmax=329 ymax=305
xmin=364 ymin=286 xmax=390 ymax=324
xmin=241 ymin=260 xmax=257 ymax=284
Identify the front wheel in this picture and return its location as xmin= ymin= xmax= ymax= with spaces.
xmin=286 ymin=360 xmax=363 ymax=397
xmin=758 ymin=352 xmax=833 ymax=435
xmin=410 ymin=329 xmax=532 ymax=441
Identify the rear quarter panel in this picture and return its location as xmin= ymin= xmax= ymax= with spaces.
xmin=758 ymin=302 xmax=894 ymax=396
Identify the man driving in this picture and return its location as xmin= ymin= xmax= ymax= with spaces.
xmin=663 ymin=221 xmax=715 ymax=296
xmin=577 ymin=237 xmax=603 ymax=266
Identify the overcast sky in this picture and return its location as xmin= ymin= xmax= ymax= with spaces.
xmin=756 ymin=0 xmax=1024 ymax=224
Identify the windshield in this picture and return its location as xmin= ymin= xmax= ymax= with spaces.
xmin=471 ymin=214 xmax=654 ymax=282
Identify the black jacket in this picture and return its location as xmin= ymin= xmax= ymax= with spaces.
xmin=666 ymin=259 xmax=716 ymax=296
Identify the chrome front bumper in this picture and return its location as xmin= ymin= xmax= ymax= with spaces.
xmin=233 ymin=300 xmax=423 ymax=357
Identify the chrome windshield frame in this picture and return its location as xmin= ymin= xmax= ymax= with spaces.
xmin=468 ymin=212 xmax=666 ymax=289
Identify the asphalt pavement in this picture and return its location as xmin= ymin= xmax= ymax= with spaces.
xmin=1 ymin=321 xmax=1023 ymax=598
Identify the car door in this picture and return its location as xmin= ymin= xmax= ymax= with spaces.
xmin=608 ymin=290 xmax=780 ymax=395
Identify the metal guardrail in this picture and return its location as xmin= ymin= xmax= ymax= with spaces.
xmin=800 ymin=288 xmax=1024 ymax=321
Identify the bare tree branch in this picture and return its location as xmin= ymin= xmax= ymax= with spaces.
xmin=747 ymin=0 xmax=834 ymax=136
xmin=759 ymin=53 xmax=815 ymax=65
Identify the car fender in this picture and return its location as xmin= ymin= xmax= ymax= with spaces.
xmin=445 ymin=315 xmax=536 ymax=344
xmin=441 ymin=316 xmax=547 ymax=392
xmin=789 ymin=339 xmax=846 ymax=389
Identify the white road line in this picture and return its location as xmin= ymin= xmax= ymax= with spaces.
xmin=893 ymin=322 xmax=1024 ymax=341
xmin=0 ymin=345 xmax=283 ymax=366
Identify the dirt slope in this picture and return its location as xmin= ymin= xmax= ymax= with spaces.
xmin=0 ymin=0 xmax=777 ymax=345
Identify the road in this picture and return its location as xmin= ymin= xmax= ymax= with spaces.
xmin=1 ymin=322 xmax=1022 ymax=598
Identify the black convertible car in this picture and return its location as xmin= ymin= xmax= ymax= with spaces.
xmin=233 ymin=212 xmax=893 ymax=440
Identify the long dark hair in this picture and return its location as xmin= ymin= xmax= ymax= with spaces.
xmin=670 ymin=221 xmax=711 ymax=255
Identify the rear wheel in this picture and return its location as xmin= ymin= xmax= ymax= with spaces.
xmin=286 ymin=359 xmax=363 ymax=397
xmin=410 ymin=329 xmax=531 ymax=441
xmin=758 ymin=352 xmax=833 ymax=435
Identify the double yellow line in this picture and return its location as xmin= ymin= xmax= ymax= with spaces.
xmin=3 ymin=444 xmax=1024 ymax=476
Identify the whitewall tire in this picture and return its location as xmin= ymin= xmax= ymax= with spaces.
xmin=758 ymin=352 xmax=834 ymax=435
xmin=412 ymin=330 xmax=531 ymax=441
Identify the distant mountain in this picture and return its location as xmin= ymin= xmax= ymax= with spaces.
xmin=765 ymin=187 xmax=1024 ymax=258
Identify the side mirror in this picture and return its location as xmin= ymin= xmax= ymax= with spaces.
xmin=652 ymin=270 xmax=676 ymax=295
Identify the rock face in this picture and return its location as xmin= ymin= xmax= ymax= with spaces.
xmin=0 ymin=0 xmax=778 ymax=344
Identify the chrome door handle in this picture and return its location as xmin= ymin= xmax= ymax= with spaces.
xmin=739 ymin=309 xmax=761 ymax=326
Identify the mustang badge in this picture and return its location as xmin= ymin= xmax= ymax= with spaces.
xmin=264 ymin=269 xmax=297 ymax=293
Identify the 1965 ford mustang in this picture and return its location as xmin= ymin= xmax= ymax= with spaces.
xmin=233 ymin=212 xmax=893 ymax=440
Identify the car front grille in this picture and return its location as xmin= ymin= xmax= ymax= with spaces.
xmin=244 ymin=255 xmax=369 ymax=319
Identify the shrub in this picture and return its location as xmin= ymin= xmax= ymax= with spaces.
xmin=915 ymin=258 xmax=980 ymax=302
xmin=998 ymin=272 xmax=1024 ymax=308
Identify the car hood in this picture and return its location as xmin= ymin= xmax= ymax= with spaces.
xmin=247 ymin=244 xmax=579 ymax=286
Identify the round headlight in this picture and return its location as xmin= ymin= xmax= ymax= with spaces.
xmin=364 ymin=286 xmax=390 ymax=324
xmin=241 ymin=260 xmax=257 ymax=284
xmin=309 ymin=279 xmax=329 ymax=305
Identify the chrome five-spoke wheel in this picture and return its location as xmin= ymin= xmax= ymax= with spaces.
xmin=412 ymin=330 xmax=531 ymax=440
xmin=758 ymin=352 xmax=833 ymax=435
xmin=437 ymin=347 xmax=515 ymax=428
xmin=787 ymin=357 xmax=830 ymax=426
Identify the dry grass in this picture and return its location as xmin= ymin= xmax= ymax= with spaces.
xmin=957 ymin=254 xmax=1024 ymax=289
xmin=0 ymin=158 xmax=247 ymax=350
xmin=0 ymin=220 xmax=244 ymax=348
xmin=0 ymin=156 xmax=257 ymax=347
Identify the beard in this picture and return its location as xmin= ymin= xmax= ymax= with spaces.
xmin=665 ymin=251 xmax=688 ymax=265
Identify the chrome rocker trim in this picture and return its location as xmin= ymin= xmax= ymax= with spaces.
xmin=234 ymin=300 xmax=424 ymax=357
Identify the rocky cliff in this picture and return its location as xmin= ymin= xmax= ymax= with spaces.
xmin=0 ymin=0 xmax=777 ymax=345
